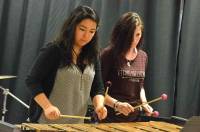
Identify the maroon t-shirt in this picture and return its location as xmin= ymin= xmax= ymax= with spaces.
xmin=100 ymin=46 xmax=148 ymax=122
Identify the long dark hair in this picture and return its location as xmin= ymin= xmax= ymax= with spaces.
xmin=55 ymin=5 xmax=100 ymax=67
xmin=110 ymin=12 xmax=144 ymax=57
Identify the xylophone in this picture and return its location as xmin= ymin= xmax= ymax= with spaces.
xmin=17 ymin=121 xmax=183 ymax=132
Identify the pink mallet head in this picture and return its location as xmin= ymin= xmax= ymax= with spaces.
xmin=152 ymin=111 xmax=159 ymax=117
xmin=161 ymin=94 xmax=168 ymax=101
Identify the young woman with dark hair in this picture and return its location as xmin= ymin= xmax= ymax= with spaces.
xmin=26 ymin=5 xmax=107 ymax=124
xmin=101 ymin=12 xmax=153 ymax=122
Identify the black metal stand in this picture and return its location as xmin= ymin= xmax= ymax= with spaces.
xmin=0 ymin=86 xmax=29 ymax=122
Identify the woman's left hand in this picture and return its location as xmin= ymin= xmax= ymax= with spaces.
xmin=142 ymin=104 xmax=153 ymax=116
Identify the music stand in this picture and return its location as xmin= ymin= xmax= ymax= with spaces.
xmin=181 ymin=116 xmax=200 ymax=132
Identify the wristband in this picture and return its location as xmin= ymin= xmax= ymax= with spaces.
xmin=113 ymin=100 xmax=119 ymax=111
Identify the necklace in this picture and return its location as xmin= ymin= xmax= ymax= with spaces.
xmin=126 ymin=48 xmax=138 ymax=67
xmin=127 ymin=60 xmax=132 ymax=67
xmin=72 ymin=48 xmax=79 ymax=64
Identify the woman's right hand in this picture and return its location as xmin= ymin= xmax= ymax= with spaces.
xmin=43 ymin=105 xmax=61 ymax=120
xmin=115 ymin=102 xmax=134 ymax=116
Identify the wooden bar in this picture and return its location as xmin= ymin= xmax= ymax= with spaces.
xmin=16 ymin=121 xmax=183 ymax=132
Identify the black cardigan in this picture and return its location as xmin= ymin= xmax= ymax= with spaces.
xmin=26 ymin=43 xmax=104 ymax=122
